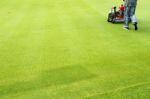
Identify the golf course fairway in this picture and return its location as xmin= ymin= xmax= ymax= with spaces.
xmin=0 ymin=0 xmax=150 ymax=99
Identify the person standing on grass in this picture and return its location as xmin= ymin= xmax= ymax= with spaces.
xmin=123 ymin=0 xmax=138 ymax=30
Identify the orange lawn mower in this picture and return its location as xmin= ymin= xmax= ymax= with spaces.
xmin=107 ymin=4 xmax=125 ymax=23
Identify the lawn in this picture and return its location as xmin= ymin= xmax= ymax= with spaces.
xmin=0 ymin=0 xmax=150 ymax=99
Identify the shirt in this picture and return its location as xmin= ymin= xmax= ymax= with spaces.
xmin=124 ymin=0 xmax=137 ymax=6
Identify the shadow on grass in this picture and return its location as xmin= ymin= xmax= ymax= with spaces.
xmin=0 ymin=66 xmax=96 ymax=96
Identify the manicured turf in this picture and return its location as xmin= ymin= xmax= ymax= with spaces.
xmin=0 ymin=0 xmax=150 ymax=99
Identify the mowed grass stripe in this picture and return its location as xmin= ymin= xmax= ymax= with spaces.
xmin=53 ymin=0 xmax=113 ymax=65
xmin=0 ymin=0 xmax=67 ymax=79
xmin=0 ymin=0 xmax=61 ymax=91
xmin=54 ymin=0 xmax=90 ymax=65
xmin=0 ymin=0 xmax=26 ymax=28
xmin=0 ymin=0 xmax=24 ymax=45
xmin=0 ymin=0 xmax=36 ymax=49
xmin=0 ymin=0 xmax=46 ymax=82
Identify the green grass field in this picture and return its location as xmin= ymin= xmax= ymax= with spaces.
xmin=0 ymin=0 xmax=150 ymax=99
